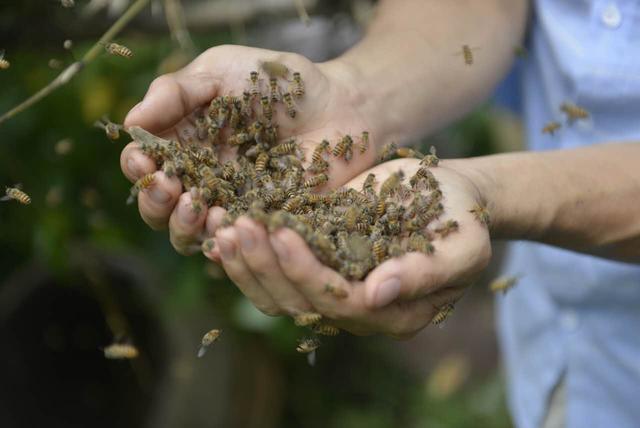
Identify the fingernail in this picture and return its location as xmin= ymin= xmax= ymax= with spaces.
xmin=370 ymin=278 xmax=401 ymax=308
xmin=218 ymin=238 xmax=236 ymax=260
xmin=149 ymin=187 xmax=170 ymax=204
xmin=179 ymin=200 xmax=198 ymax=223
xmin=270 ymin=234 xmax=289 ymax=262
xmin=237 ymin=226 xmax=256 ymax=251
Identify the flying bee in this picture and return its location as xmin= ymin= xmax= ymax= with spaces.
xmin=332 ymin=135 xmax=354 ymax=161
xmin=434 ymin=219 xmax=459 ymax=238
xmin=255 ymin=152 xmax=269 ymax=174
xmin=379 ymin=142 xmax=398 ymax=161
xmin=103 ymin=42 xmax=133 ymax=58
xmin=313 ymin=324 xmax=340 ymax=336
xmin=359 ymin=131 xmax=370 ymax=154
xmin=456 ymin=45 xmax=480 ymax=65
xmin=0 ymin=50 xmax=9 ymax=70
xmin=282 ymin=92 xmax=296 ymax=118
xmin=420 ymin=146 xmax=440 ymax=167
xmin=560 ymin=102 xmax=589 ymax=123
xmin=94 ymin=116 xmax=123 ymax=140
xmin=260 ymin=96 xmax=273 ymax=121
xmin=296 ymin=337 xmax=320 ymax=353
xmin=103 ymin=343 xmax=139 ymax=359
xmin=469 ymin=204 xmax=490 ymax=226
xmin=268 ymin=77 xmax=280 ymax=102
xmin=303 ymin=173 xmax=328 ymax=188
xmin=324 ymin=283 xmax=349 ymax=299
xmin=127 ymin=173 xmax=155 ymax=205
xmin=431 ymin=303 xmax=455 ymax=326
xmin=248 ymin=71 xmax=261 ymax=98
xmin=290 ymin=71 xmax=305 ymax=98
xmin=489 ymin=275 xmax=519 ymax=295
xmin=260 ymin=60 xmax=289 ymax=78
xmin=542 ymin=121 xmax=561 ymax=135
xmin=197 ymin=328 xmax=221 ymax=358
xmin=396 ymin=147 xmax=423 ymax=158
xmin=293 ymin=312 xmax=322 ymax=327
xmin=2 ymin=185 xmax=31 ymax=205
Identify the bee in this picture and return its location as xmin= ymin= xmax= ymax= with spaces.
xmin=303 ymin=173 xmax=328 ymax=188
xmin=542 ymin=121 xmax=561 ymax=135
xmin=332 ymin=135 xmax=354 ymax=161
xmin=283 ymin=195 xmax=306 ymax=212
xmin=408 ymin=232 xmax=435 ymax=255
xmin=2 ymin=185 xmax=31 ymax=205
xmin=290 ymin=71 xmax=305 ymax=98
xmin=268 ymin=77 xmax=280 ymax=103
xmin=296 ymin=337 xmax=320 ymax=353
xmin=372 ymin=238 xmax=387 ymax=264
xmin=359 ymin=131 xmax=370 ymax=154
xmin=324 ymin=283 xmax=349 ymax=299
xmin=197 ymin=328 xmax=221 ymax=358
xmin=255 ymin=152 xmax=269 ymax=174
xmin=362 ymin=173 xmax=377 ymax=194
xmin=469 ymin=204 xmax=490 ymax=226
xmin=249 ymin=120 xmax=264 ymax=143
xmin=344 ymin=206 xmax=359 ymax=231
xmin=456 ymin=45 xmax=479 ymax=65
xmin=60 ymin=0 xmax=75 ymax=7
xmin=216 ymin=104 xmax=229 ymax=128
xmin=94 ymin=116 xmax=123 ymax=140
xmin=221 ymin=161 xmax=235 ymax=180
xmin=0 ymin=50 xmax=9 ymax=70
xmin=396 ymin=147 xmax=423 ymax=158
xmin=307 ymin=159 xmax=329 ymax=174
xmin=228 ymin=102 xmax=241 ymax=129
xmin=282 ymin=92 xmax=296 ymax=118
xmin=375 ymin=197 xmax=387 ymax=217
xmin=560 ymin=102 xmax=589 ymax=123
xmin=293 ymin=312 xmax=322 ymax=327
xmin=270 ymin=140 xmax=298 ymax=156
xmin=313 ymin=324 xmax=340 ymax=336
xmin=379 ymin=142 xmax=398 ymax=161
xmin=420 ymin=146 xmax=439 ymax=167
xmin=431 ymin=303 xmax=455 ymax=326
xmin=489 ymin=276 xmax=519 ymax=295
xmin=434 ymin=219 xmax=459 ymax=238
xmin=127 ymin=173 xmax=155 ymax=205
xmin=103 ymin=343 xmax=139 ymax=359
xmin=380 ymin=170 xmax=405 ymax=198
xmin=208 ymin=124 xmax=221 ymax=144
xmin=248 ymin=71 xmax=261 ymax=98
xmin=260 ymin=96 xmax=273 ymax=121
xmin=227 ymin=132 xmax=251 ymax=146
xmin=103 ymin=42 xmax=133 ymax=58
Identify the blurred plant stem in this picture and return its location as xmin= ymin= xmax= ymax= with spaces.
xmin=0 ymin=0 xmax=151 ymax=126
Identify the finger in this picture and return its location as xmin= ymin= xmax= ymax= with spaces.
xmin=124 ymin=70 xmax=220 ymax=133
xmin=235 ymin=217 xmax=313 ymax=314
xmin=215 ymin=227 xmax=281 ymax=316
xmin=202 ymin=207 xmax=227 ymax=263
xmin=137 ymin=171 xmax=183 ymax=230
xmin=168 ymin=191 xmax=208 ymax=255
xmin=120 ymin=142 xmax=157 ymax=182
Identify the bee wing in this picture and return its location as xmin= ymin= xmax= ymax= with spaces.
xmin=0 ymin=195 xmax=11 ymax=202
xmin=307 ymin=349 xmax=317 ymax=367
xmin=0 ymin=49 xmax=4 ymax=59
xmin=126 ymin=194 xmax=136 ymax=205
xmin=197 ymin=345 xmax=208 ymax=358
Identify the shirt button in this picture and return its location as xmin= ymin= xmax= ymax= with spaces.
xmin=560 ymin=310 xmax=580 ymax=333
xmin=602 ymin=3 xmax=622 ymax=29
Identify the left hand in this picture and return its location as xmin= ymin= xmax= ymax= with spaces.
xmin=203 ymin=158 xmax=492 ymax=337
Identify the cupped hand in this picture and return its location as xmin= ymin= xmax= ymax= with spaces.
xmin=203 ymin=158 xmax=492 ymax=337
xmin=120 ymin=45 xmax=377 ymax=258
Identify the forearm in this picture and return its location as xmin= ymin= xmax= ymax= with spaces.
xmin=326 ymin=0 xmax=528 ymax=146
xmin=462 ymin=143 xmax=640 ymax=262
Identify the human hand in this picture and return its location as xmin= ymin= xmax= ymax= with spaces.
xmin=203 ymin=158 xmax=492 ymax=337
xmin=119 ymin=45 xmax=377 ymax=256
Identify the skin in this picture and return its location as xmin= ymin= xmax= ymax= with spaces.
xmin=121 ymin=0 xmax=640 ymax=337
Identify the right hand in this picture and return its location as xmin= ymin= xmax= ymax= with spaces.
xmin=120 ymin=45 xmax=379 ymax=257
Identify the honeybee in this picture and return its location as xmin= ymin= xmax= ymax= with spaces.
xmin=270 ymin=140 xmax=298 ymax=156
xmin=303 ymin=173 xmax=328 ymax=188
xmin=542 ymin=121 xmax=561 ymax=135
xmin=2 ymin=185 xmax=31 ymax=205
xmin=456 ymin=45 xmax=479 ymax=65
xmin=60 ymin=0 xmax=75 ymax=7
xmin=0 ymin=50 xmax=8 ymax=70
xmin=228 ymin=102 xmax=241 ymax=129
xmin=240 ymin=91 xmax=253 ymax=117
xmin=282 ymin=92 xmax=296 ymax=118
xmin=372 ymin=238 xmax=387 ymax=264
xmin=359 ymin=131 xmax=370 ymax=154
xmin=248 ymin=71 xmax=261 ymax=98
xmin=332 ymin=135 xmax=354 ymax=161
xmin=396 ymin=147 xmax=423 ymax=158
xmin=431 ymin=303 xmax=454 ymax=326
xmin=293 ymin=312 xmax=322 ymax=327
xmin=255 ymin=152 xmax=269 ymax=174
xmin=197 ymin=328 xmax=221 ymax=358
xmin=324 ymin=283 xmax=349 ymax=299
xmin=469 ymin=204 xmax=490 ymax=226
xmin=296 ymin=337 xmax=320 ymax=353
xmin=313 ymin=324 xmax=340 ymax=336
xmin=216 ymin=104 xmax=229 ymax=128
xmin=227 ymin=132 xmax=251 ymax=146
xmin=434 ymin=220 xmax=459 ymax=238
xmin=127 ymin=173 xmax=155 ymax=205
xmin=290 ymin=71 xmax=305 ymax=98
xmin=103 ymin=343 xmax=139 ymax=359
xmin=489 ymin=275 xmax=519 ymax=294
xmin=103 ymin=42 xmax=133 ymax=58
xmin=380 ymin=170 xmax=405 ymax=198
xmin=268 ymin=77 xmax=280 ymax=103
xmin=311 ymin=140 xmax=330 ymax=163
xmin=420 ymin=146 xmax=439 ymax=167
xmin=363 ymin=173 xmax=377 ymax=195
xmin=282 ymin=195 xmax=305 ymax=212
xmin=260 ymin=96 xmax=273 ymax=121
xmin=94 ymin=116 xmax=123 ymax=140
xmin=560 ymin=102 xmax=589 ymax=123
xmin=408 ymin=232 xmax=435 ymax=255
xmin=379 ymin=142 xmax=398 ymax=162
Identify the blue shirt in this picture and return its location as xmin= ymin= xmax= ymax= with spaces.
xmin=498 ymin=1 xmax=640 ymax=427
